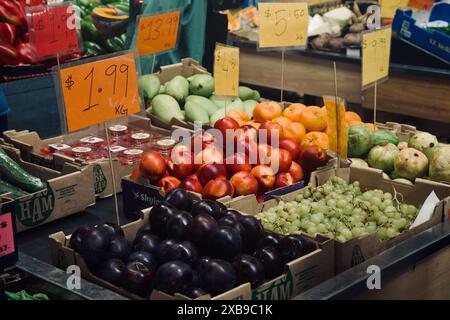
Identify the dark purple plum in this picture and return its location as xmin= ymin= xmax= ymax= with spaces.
xmin=218 ymin=216 xmax=246 ymax=241
xmin=232 ymin=254 xmax=265 ymax=288
xmin=95 ymin=258 xmax=125 ymax=286
xmin=96 ymin=222 xmax=124 ymax=238
xmin=190 ymin=200 xmax=225 ymax=220
xmin=191 ymin=271 xmax=201 ymax=287
xmin=201 ymin=259 xmax=237 ymax=296
xmin=164 ymin=188 xmax=193 ymax=211
xmin=149 ymin=203 xmax=179 ymax=237
xmin=195 ymin=256 xmax=212 ymax=276
xmin=207 ymin=226 xmax=242 ymax=260
xmin=155 ymin=239 xmax=178 ymax=262
xmin=239 ymin=215 xmax=264 ymax=252
xmin=223 ymin=209 xmax=242 ymax=221
xmin=79 ymin=228 xmax=111 ymax=267
xmin=132 ymin=233 xmax=160 ymax=253
xmin=189 ymin=214 xmax=218 ymax=248
xmin=160 ymin=241 xmax=199 ymax=266
xmin=127 ymin=251 xmax=158 ymax=269
xmin=108 ymin=235 xmax=131 ymax=260
xmin=253 ymin=246 xmax=284 ymax=279
xmin=136 ymin=224 xmax=152 ymax=237
xmin=166 ymin=211 xmax=193 ymax=240
xmin=69 ymin=225 xmax=95 ymax=253
xmin=122 ymin=261 xmax=155 ymax=295
xmin=279 ymin=235 xmax=310 ymax=263
xmin=183 ymin=287 xmax=208 ymax=299
xmin=154 ymin=261 xmax=193 ymax=295
xmin=261 ymin=232 xmax=282 ymax=250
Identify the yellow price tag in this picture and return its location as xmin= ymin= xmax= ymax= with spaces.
xmin=60 ymin=53 xmax=141 ymax=132
xmin=258 ymin=2 xmax=308 ymax=48
xmin=380 ymin=0 xmax=409 ymax=18
xmin=362 ymin=28 xmax=392 ymax=88
xmin=214 ymin=44 xmax=239 ymax=97
xmin=324 ymin=96 xmax=347 ymax=160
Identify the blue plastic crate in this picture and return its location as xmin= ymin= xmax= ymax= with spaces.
xmin=392 ymin=4 xmax=450 ymax=63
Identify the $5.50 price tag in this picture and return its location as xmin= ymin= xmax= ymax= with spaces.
xmin=0 ymin=213 xmax=15 ymax=257
xmin=380 ymin=0 xmax=409 ymax=18
xmin=60 ymin=53 xmax=141 ymax=132
xmin=362 ymin=27 xmax=392 ymax=88
xmin=28 ymin=3 xmax=79 ymax=60
xmin=137 ymin=10 xmax=180 ymax=56
xmin=258 ymin=2 xmax=308 ymax=48
xmin=214 ymin=44 xmax=239 ymax=97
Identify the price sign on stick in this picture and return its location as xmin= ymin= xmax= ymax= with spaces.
xmin=324 ymin=96 xmax=347 ymax=160
xmin=0 ymin=212 xmax=15 ymax=257
xmin=258 ymin=2 xmax=308 ymax=48
xmin=214 ymin=44 xmax=239 ymax=97
xmin=59 ymin=53 xmax=140 ymax=132
xmin=380 ymin=0 xmax=409 ymax=18
xmin=362 ymin=27 xmax=392 ymax=88
xmin=137 ymin=10 xmax=181 ymax=56
xmin=28 ymin=4 xmax=79 ymax=60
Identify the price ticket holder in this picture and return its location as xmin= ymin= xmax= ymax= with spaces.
xmin=258 ymin=1 xmax=308 ymax=101
xmin=0 ymin=199 xmax=19 ymax=290
xmin=54 ymin=51 xmax=143 ymax=225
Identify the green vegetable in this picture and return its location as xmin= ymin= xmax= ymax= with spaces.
xmin=373 ymin=130 xmax=399 ymax=146
xmin=429 ymin=145 xmax=450 ymax=183
xmin=0 ymin=147 xmax=45 ymax=193
xmin=185 ymin=95 xmax=218 ymax=116
xmin=252 ymin=90 xmax=261 ymax=102
xmin=224 ymin=98 xmax=244 ymax=111
xmin=139 ymin=74 xmax=160 ymax=100
xmin=408 ymin=132 xmax=438 ymax=160
xmin=159 ymin=84 xmax=166 ymax=94
xmin=347 ymin=125 xmax=373 ymax=157
xmin=104 ymin=37 xmax=125 ymax=52
xmin=367 ymin=143 xmax=399 ymax=173
xmin=349 ymin=158 xmax=369 ymax=168
xmin=188 ymin=74 xmax=214 ymax=97
xmin=165 ymin=75 xmax=189 ymax=103
xmin=0 ymin=179 xmax=28 ymax=198
xmin=238 ymin=86 xmax=255 ymax=101
xmin=83 ymin=41 xmax=105 ymax=55
xmin=394 ymin=148 xmax=428 ymax=181
xmin=4 ymin=290 xmax=48 ymax=300
xmin=81 ymin=18 xmax=99 ymax=42
xmin=243 ymin=99 xmax=258 ymax=118
xmin=209 ymin=95 xmax=235 ymax=109
xmin=184 ymin=101 xmax=210 ymax=124
xmin=209 ymin=106 xmax=241 ymax=126
xmin=150 ymin=94 xmax=184 ymax=124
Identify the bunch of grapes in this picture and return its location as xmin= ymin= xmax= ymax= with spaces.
xmin=257 ymin=176 xmax=419 ymax=242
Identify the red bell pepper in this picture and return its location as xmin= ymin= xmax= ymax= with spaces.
xmin=0 ymin=42 xmax=19 ymax=65
xmin=0 ymin=23 xmax=17 ymax=45
xmin=0 ymin=0 xmax=26 ymax=27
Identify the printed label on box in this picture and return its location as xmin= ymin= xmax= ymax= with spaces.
xmin=0 ymin=212 xmax=15 ymax=256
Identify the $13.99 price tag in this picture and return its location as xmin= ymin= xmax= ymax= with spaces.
xmin=362 ymin=27 xmax=392 ymax=88
xmin=137 ymin=10 xmax=180 ymax=56
xmin=214 ymin=44 xmax=239 ymax=97
xmin=28 ymin=4 xmax=79 ymax=59
xmin=0 ymin=213 xmax=15 ymax=257
xmin=60 ymin=53 xmax=140 ymax=132
xmin=258 ymin=2 xmax=308 ymax=48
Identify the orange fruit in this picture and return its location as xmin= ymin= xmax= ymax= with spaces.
xmin=300 ymin=131 xmax=329 ymax=151
xmin=282 ymin=103 xmax=305 ymax=122
xmin=299 ymin=106 xmax=327 ymax=132
xmin=347 ymin=120 xmax=363 ymax=127
xmin=253 ymin=101 xmax=282 ymax=123
xmin=281 ymin=122 xmax=306 ymax=143
xmin=345 ymin=111 xmax=362 ymax=123
xmin=227 ymin=109 xmax=250 ymax=126
xmin=272 ymin=116 xmax=292 ymax=130
xmin=245 ymin=120 xmax=261 ymax=129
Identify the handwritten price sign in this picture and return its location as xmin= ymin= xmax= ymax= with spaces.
xmin=380 ymin=0 xmax=409 ymax=18
xmin=0 ymin=212 xmax=15 ymax=257
xmin=28 ymin=4 xmax=79 ymax=59
xmin=60 ymin=53 xmax=140 ymax=132
xmin=137 ymin=10 xmax=180 ymax=56
xmin=258 ymin=2 xmax=308 ymax=48
xmin=214 ymin=44 xmax=239 ymax=97
xmin=362 ymin=27 xmax=392 ymax=88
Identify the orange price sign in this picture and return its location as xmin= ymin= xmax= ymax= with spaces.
xmin=137 ymin=10 xmax=180 ymax=56
xmin=214 ymin=44 xmax=239 ymax=97
xmin=59 ymin=53 xmax=141 ymax=132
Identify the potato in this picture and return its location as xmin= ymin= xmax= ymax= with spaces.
xmin=311 ymin=33 xmax=331 ymax=49
xmin=327 ymin=37 xmax=345 ymax=51
xmin=349 ymin=23 xmax=365 ymax=33
xmin=343 ymin=33 xmax=362 ymax=46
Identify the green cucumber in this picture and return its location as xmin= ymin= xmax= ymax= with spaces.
xmin=0 ymin=179 xmax=28 ymax=198
xmin=0 ymin=147 xmax=45 ymax=193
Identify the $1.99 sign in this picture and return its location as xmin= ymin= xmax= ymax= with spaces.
xmin=258 ymin=2 xmax=308 ymax=48
xmin=362 ymin=28 xmax=392 ymax=87
xmin=28 ymin=4 xmax=79 ymax=59
xmin=214 ymin=44 xmax=239 ymax=97
xmin=0 ymin=212 xmax=15 ymax=257
xmin=137 ymin=10 xmax=180 ymax=56
xmin=60 ymin=53 xmax=140 ymax=132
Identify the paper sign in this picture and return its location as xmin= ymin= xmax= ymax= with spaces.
xmin=28 ymin=4 xmax=79 ymax=59
xmin=380 ymin=0 xmax=409 ymax=18
xmin=0 ymin=213 xmax=15 ymax=257
xmin=410 ymin=191 xmax=440 ymax=229
xmin=60 ymin=52 xmax=141 ymax=132
xmin=258 ymin=2 xmax=308 ymax=48
xmin=137 ymin=10 xmax=180 ymax=56
xmin=408 ymin=0 xmax=434 ymax=10
xmin=324 ymin=96 xmax=347 ymax=160
xmin=214 ymin=44 xmax=239 ymax=97
xmin=362 ymin=27 xmax=392 ymax=87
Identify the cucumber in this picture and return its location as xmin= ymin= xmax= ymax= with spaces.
xmin=0 ymin=179 xmax=28 ymax=199
xmin=0 ymin=147 xmax=45 ymax=193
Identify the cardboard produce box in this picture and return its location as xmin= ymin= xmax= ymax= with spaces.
xmin=0 ymin=144 xmax=95 ymax=232
xmin=233 ymin=165 xmax=450 ymax=274
xmin=3 ymin=115 xmax=172 ymax=198
xmin=49 ymin=204 xmax=333 ymax=300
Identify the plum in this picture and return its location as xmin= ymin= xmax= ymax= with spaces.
xmin=232 ymin=254 xmax=265 ymax=288
xmin=95 ymin=258 xmax=125 ymax=286
xmin=253 ymin=246 xmax=284 ymax=279
xmin=207 ymin=226 xmax=242 ymax=260
xmin=201 ymin=259 xmax=236 ymax=296
xmin=164 ymin=188 xmax=193 ymax=211
xmin=154 ymin=261 xmax=193 ymax=295
xmin=132 ymin=233 xmax=160 ymax=254
xmin=166 ymin=211 xmax=193 ymax=240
